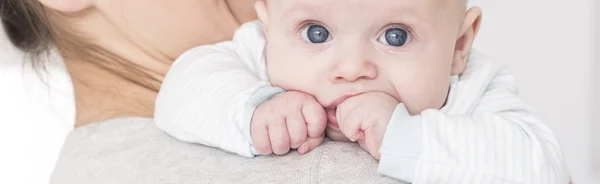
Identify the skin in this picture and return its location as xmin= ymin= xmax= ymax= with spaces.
xmin=251 ymin=0 xmax=482 ymax=156
xmin=37 ymin=0 xmax=259 ymax=126
xmin=336 ymin=92 xmax=399 ymax=159
xmin=250 ymin=91 xmax=327 ymax=155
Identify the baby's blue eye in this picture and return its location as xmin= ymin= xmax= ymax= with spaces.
xmin=301 ymin=24 xmax=330 ymax=44
xmin=378 ymin=28 xmax=411 ymax=47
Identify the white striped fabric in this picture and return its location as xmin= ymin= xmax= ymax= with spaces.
xmin=155 ymin=22 xmax=274 ymax=157
xmin=398 ymin=52 xmax=570 ymax=183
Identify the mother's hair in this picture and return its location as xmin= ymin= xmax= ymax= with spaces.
xmin=1 ymin=0 xmax=53 ymax=57
xmin=1 ymin=0 xmax=159 ymax=88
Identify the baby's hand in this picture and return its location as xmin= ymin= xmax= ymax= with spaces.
xmin=251 ymin=91 xmax=327 ymax=155
xmin=336 ymin=92 xmax=399 ymax=160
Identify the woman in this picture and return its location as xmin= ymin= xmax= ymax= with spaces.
xmin=0 ymin=0 xmax=259 ymax=183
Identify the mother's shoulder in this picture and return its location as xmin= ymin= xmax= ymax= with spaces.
xmin=52 ymin=118 xmax=405 ymax=183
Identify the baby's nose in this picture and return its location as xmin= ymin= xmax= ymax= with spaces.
xmin=330 ymin=58 xmax=377 ymax=83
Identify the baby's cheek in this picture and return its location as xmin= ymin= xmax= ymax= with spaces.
xmin=390 ymin=76 xmax=450 ymax=115
xmin=326 ymin=126 xmax=351 ymax=142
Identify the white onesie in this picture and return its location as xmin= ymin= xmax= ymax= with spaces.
xmin=154 ymin=21 xmax=570 ymax=183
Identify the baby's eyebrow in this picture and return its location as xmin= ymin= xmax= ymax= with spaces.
xmin=278 ymin=0 xmax=442 ymax=32
xmin=282 ymin=0 xmax=433 ymax=19
xmin=383 ymin=5 xmax=434 ymax=24
xmin=278 ymin=1 xmax=323 ymax=18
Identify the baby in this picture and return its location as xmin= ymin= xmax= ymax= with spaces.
xmin=155 ymin=0 xmax=570 ymax=183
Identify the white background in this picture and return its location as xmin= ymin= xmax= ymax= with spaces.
xmin=469 ymin=0 xmax=599 ymax=183
xmin=0 ymin=1 xmax=597 ymax=183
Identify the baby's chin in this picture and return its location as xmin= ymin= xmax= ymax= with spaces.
xmin=325 ymin=126 xmax=352 ymax=142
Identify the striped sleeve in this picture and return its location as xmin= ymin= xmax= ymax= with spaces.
xmin=154 ymin=22 xmax=283 ymax=157
xmin=378 ymin=61 xmax=570 ymax=183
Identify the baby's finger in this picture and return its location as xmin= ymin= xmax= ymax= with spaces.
xmin=297 ymin=135 xmax=325 ymax=155
xmin=364 ymin=132 xmax=382 ymax=160
xmin=302 ymin=100 xmax=327 ymax=138
xmin=251 ymin=119 xmax=272 ymax=155
xmin=268 ymin=120 xmax=291 ymax=155
xmin=358 ymin=135 xmax=381 ymax=160
xmin=286 ymin=113 xmax=308 ymax=149
xmin=337 ymin=112 xmax=365 ymax=142
xmin=358 ymin=139 xmax=368 ymax=152
xmin=357 ymin=139 xmax=379 ymax=159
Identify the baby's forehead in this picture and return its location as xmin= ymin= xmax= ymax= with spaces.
xmin=272 ymin=0 xmax=463 ymax=20
xmin=273 ymin=0 xmax=462 ymax=10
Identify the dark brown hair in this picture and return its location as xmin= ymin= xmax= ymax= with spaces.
xmin=1 ymin=0 xmax=160 ymax=90
xmin=1 ymin=0 xmax=54 ymax=66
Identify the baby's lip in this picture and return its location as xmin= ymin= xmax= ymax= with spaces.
xmin=326 ymin=108 xmax=339 ymax=130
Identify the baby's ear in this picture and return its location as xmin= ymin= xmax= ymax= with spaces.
xmin=254 ymin=0 xmax=269 ymax=33
xmin=37 ymin=0 xmax=94 ymax=13
xmin=451 ymin=7 xmax=482 ymax=75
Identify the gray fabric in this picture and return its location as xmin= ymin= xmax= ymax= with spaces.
xmin=50 ymin=118 xmax=407 ymax=184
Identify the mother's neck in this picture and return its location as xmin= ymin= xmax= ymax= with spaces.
xmin=65 ymin=59 xmax=158 ymax=127
xmin=226 ymin=0 xmax=260 ymax=24
xmin=61 ymin=0 xmax=256 ymax=126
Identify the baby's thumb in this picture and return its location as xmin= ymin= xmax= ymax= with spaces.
xmin=345 ymin=131 xmax=365 ymax=142
xmin=338 ymin=115 xmax=364 ymax=142
xmin=358 ymin=139 xmax=380 ymax=160
xmin=298 ymin=135 xmax=325 ymax=154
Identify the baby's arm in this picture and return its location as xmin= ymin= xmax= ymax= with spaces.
xmin=155 ymin=22 xmax=327 ymax=157
xmin=377 ymin=69 xmax=570 ymax=183
xmin=154 ymin=42 xmax=276 ymax=157
xmin=154 ymin=22 xmax=282 ymax=157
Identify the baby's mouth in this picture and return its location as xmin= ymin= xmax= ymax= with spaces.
xmin=326 ymin=108 xmax=339 ymax=130
xmin=324 ymin=92 xmax=367 ymax=131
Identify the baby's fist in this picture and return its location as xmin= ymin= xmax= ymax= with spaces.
xmin=336 ymin=92 xmax=399 ymax=159
xmin=251 ymin=91 xmax=327 ymax=155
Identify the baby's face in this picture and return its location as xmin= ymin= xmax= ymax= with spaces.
xmin=263 ymin=0 xmax=468 ymax=135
